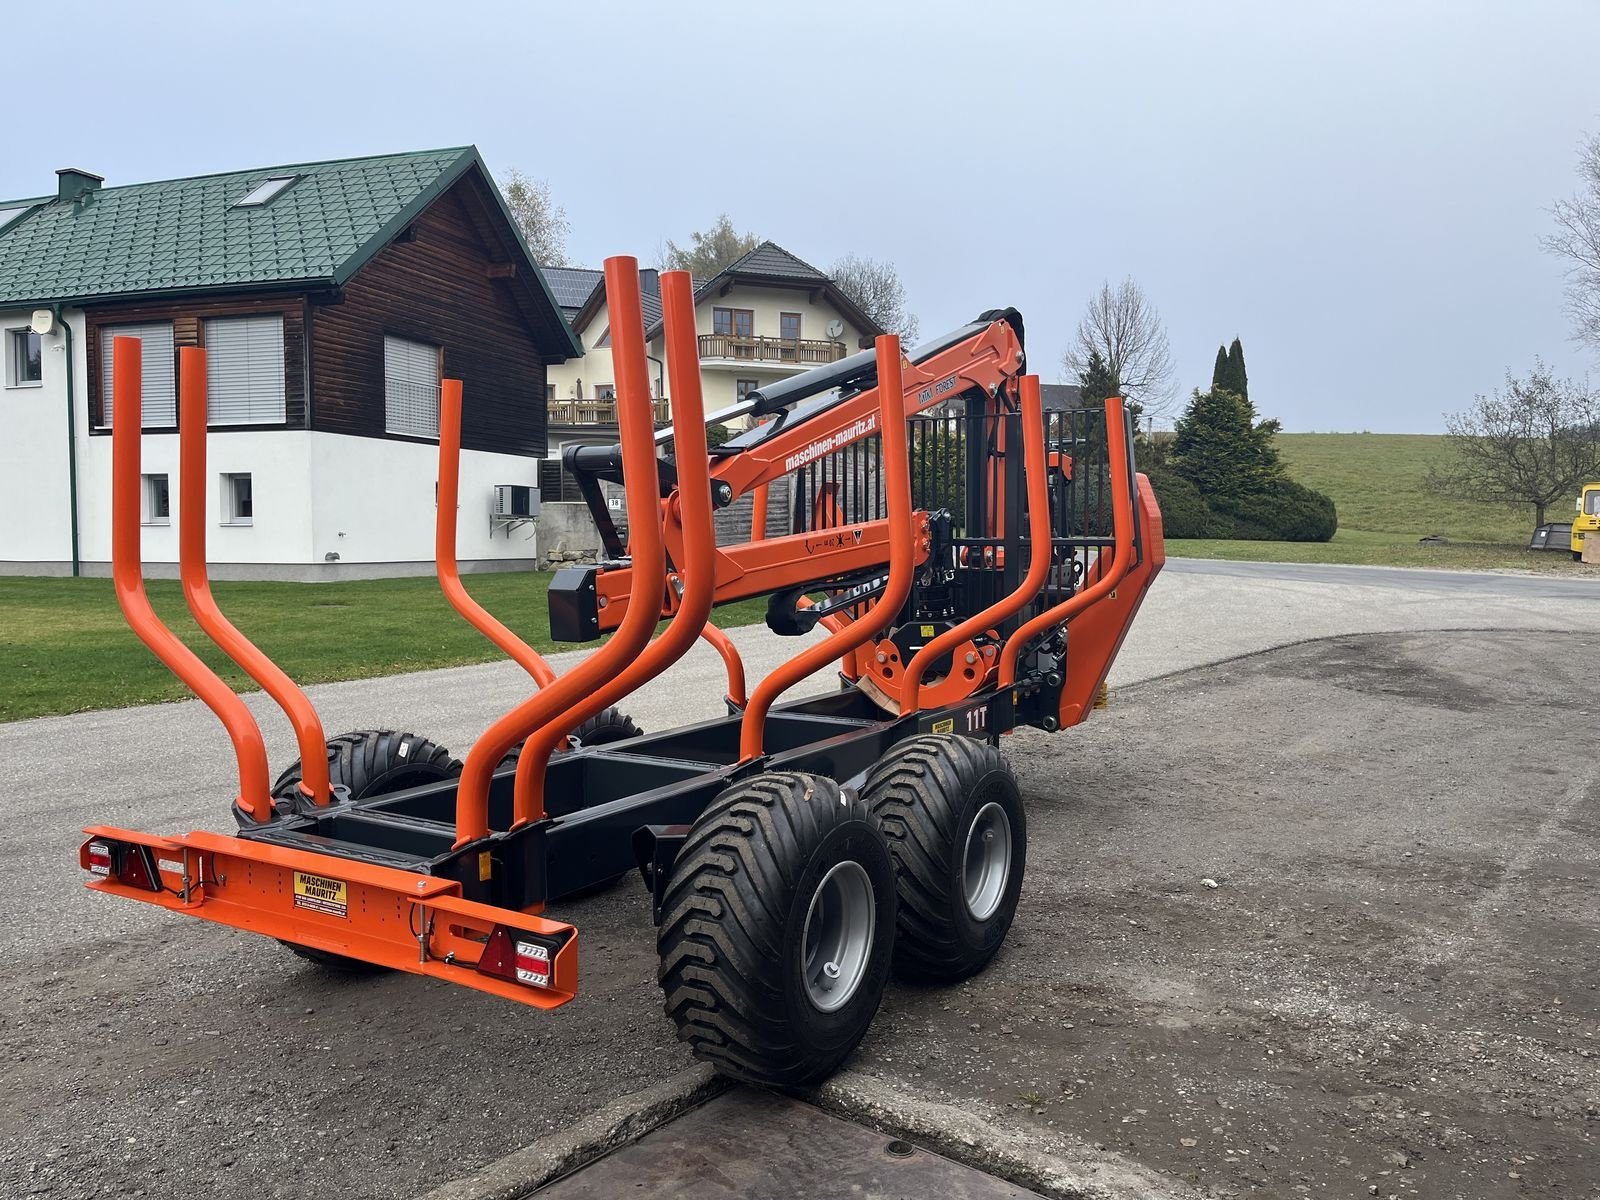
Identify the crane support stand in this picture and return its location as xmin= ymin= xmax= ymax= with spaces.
xmin=80 ymin=270 xmax=1164 ymax=1087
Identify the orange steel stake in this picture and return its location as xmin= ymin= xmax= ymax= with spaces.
xmin=176 ymin=348 xmax=331 ymax=802
xmin=901 ymin=375 xmax=1050 ymax=715
xmin=698 ymin=623 xmax=747 ymax=708
xmin=451 ymin=257 xmax=666 ymax=848
xmin=738 ymin=335 xmax=914 ymax=762
xmin=999 ymin=396 xmax=1135 ymax=688
xmin=111 ymin=337 xmax=273 ymax=822
xmin=436 ymin=378 xmax=557 ymax=689
xmin=750 ymin=480 xmax=769 ymax=541
xmin=513 ymin=270 xmax=717 ymax=788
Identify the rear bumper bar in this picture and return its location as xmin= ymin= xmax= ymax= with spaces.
xmin=80 ymin=825 xmax=578 ymax=1009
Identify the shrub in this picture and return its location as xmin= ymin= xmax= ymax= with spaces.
xmin=1210 ymin=478 xmax=1338 ymax=542
xmin=1140 ymin=466 xmax=1219 ymax=538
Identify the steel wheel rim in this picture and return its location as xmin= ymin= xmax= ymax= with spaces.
xmin=963 ymin=801 xmax=1012 ymax=921
xmin=802 ymin=860 xmax=875 ymax=1012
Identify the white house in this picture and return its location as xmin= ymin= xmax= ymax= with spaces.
xmin=0 ymin=148 xmax=580 ymax=580
xmin=540 ymin=244 xmax=881 ymax=500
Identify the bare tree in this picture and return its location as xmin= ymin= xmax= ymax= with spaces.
xmin=1546 ymin=130 xmax=1600 ymax=354
xmin=1061 ymin=278 xmax=1177 ymax=418
xmin=501 ymin=169 xmax=571 ymax=267
xmin=1426 ymin=360 xmax=1600 ymax=527
xmin=661 ymin=215 xmax=760 ymax=278
xmin=829 ymin=254 xmax=920 ymax=342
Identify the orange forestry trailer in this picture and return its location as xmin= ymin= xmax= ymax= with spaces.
xmin=79 ymin=258 xmax=1164 ymax=1086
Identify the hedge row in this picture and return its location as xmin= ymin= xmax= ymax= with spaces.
xmin=1142 ymin=467 xmax=1337 ymax=542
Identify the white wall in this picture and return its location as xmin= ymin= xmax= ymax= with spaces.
xmin=0 ymin=305 xmax=542 ymax=577
xmin=0 ymin=307 xmax=82 ymax=564
xmin=308 ymin=432 xmax=540 ymax=566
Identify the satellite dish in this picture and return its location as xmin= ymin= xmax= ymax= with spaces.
xmin=825 ymin=318 xmax=845 ymax=339
xmin=30 ymin=309 xmax=55 ymax=336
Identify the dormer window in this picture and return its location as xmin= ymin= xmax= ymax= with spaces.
xmin=233 ymin=176 xmax=298 ymax=208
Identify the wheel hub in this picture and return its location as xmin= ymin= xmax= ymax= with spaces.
xmin=802 ymin=860 xmax=875 ymax=1012
xmin=962 ymin=801 xmax=1013 ymax=921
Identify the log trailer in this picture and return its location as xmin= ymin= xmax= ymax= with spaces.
xmin=79 ymin=257 xmax=1164 ymax=1086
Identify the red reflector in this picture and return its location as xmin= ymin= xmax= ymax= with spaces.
xmin=117 ymin=845 xmax=162 ymax=892
xmin=476 ymin=925 xmax=554 ymax=989
xmin=87 ymin=840 xmax=112 ymax=877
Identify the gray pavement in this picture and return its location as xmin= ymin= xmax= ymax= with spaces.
xmin=3 ymin=561 xmax=1600 ymax=1198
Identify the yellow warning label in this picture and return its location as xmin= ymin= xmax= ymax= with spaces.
xmin=293 ymin=871 xmax=348 ymax=919
xmin=931 ymin=718 xmax=955 ymax=734
xmin=920 ymin=624 xmax=936 ymax=638
xmin=478 ymin=852 xmax=493 ymax=882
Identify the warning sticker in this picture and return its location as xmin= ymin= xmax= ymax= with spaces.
xmin=293 ymin=871 xmax=348 ymax=919
xmin=920 ymin=624 xmax=936 ymax=638
xmin=931 ymin=718 xmax=955 ymax=734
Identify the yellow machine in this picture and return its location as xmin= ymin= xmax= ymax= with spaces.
xmin=1575 ymin=482 xmax=1600 ymax=561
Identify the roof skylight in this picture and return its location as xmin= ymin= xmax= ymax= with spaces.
xmin=232 ymin=176 xmax=298 ymax=208
xmin=0 ymin=206 xmax=31 ymax=231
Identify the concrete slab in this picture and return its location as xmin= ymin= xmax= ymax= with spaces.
xmin=531 ymin=1088 xmax=1045 ymax=1199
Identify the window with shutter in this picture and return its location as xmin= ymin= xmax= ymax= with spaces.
xmin=99 ymin=322 xmax=176 ymax=428
xmin=205 ymin=316 xmax=285 ymax=425
xmin=384 ymin=335 xmax=441 ymax=439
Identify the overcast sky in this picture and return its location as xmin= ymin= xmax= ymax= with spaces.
xmin=6 ymin=1 xmax=1597 ymax=432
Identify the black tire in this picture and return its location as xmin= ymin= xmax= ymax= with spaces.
xmin=569 ymin=705 xmax=644 ymax=747
xmin=496 ymin=705 xmax=643 ymax=773
xmin=1576 ymin=550 xmax=1585 ymax=562
xmin=271 ymin=730 xmax=461 ymax=972
xmin=864 ymin=734 xmax=1026 ymax=982
xmin=271 ymin=729 xmax=461 ymax=803
xmin=657 ymin=771 xmax=896 ymax=1086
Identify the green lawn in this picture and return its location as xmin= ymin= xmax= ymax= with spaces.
xmin=1167 ymin=432 xmax=1594 ymax=573
xmin=0 ymin=573 xmax=768 ymax=723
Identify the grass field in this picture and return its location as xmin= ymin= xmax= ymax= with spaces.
xmin=1166 ymin=432 xmax=1593 ymax=572
xmin=0 ymin=573 xmax=768 ymax=723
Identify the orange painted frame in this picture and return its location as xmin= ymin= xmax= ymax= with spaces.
xmin=898 ymin=374 xmax=1052 ymax=714
xmin=111 ymin=337 xmax=274 ymax=822
xmin=177 ymin=347 xmax=332 ymax=803
xmin=436 ymin=378 xmax=558 ymax=690
xmin=511 ymin=269 xmax=718 ymax=800
xmin=79 ymin=825 xmax=577 ymax=1008
xmin=999 ymin=396 xmax=1135 ymax=690
xmin=451 ymin=257 xmax=666 ymax=848
xmin=738 ymin=335 xmax=916 ymax=761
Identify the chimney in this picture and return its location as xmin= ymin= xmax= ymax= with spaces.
xmin=639 ymin=268 xmax=661 ymax=299
xmin=56 ymin=168 xmax=104 ymax=204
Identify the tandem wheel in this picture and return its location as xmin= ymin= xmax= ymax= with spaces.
xmin=656 ymin=771 xmax=897 ymax=1086
xmin=863 ymin=733 xmax=1027 ymax=982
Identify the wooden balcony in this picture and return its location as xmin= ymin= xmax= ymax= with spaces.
xmin=549 ymin=397 xmax=671 ymax=426
xmin=698 ymin=334 xmax=847 ymax=365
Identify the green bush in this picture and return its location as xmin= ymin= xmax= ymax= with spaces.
xmin=1141 ymin=467 xmax=1221 ymax=538
xmin=1209 ymin=478 xmax=1338 ymax=542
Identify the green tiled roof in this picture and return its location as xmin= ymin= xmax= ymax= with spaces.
xmin=0 ymin=148 xmax=468 ymax=304
xmin=0 ymin=146 xmax=581 ymax=358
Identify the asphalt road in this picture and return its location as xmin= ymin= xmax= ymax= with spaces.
xmin=3 ymin=562 xmax=1600 ymax=1197
xmin=1165 ymin=555 xmax=1600 ymax=599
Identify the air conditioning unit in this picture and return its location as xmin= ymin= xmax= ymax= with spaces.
xmin=493 ymin=484 xmax=539 ymax=519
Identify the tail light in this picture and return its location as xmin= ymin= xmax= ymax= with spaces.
xmin=476 ymin=925 xmax=565 ymax=989
xmin=82 ymin=838 xmax=162 ymax=892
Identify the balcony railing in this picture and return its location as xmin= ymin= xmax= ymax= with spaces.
xmin=549 ymin=397 xmax=671 ymax=426
xmin=698 ymin=334 xmax=847 ymax=365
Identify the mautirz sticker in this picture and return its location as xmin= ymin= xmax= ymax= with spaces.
xmin=293 ymin=871 xmax=348 ymax=919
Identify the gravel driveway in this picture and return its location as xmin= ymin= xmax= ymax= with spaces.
xmin=3 ymin=563 xmax=1598 ymax=1198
